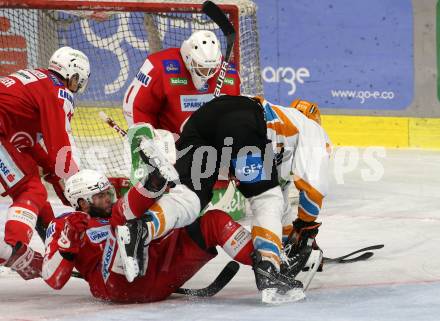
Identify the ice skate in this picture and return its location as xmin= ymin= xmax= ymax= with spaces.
xmin=115 ymin=218 xmax=150 ymax=282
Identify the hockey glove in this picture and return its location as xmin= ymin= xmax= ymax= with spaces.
xmin=57 ymin=212 xmax=90 ymax=255
xmin=281 ymin=218 xmax=322 ymax=277
xmin=287 ymin=218 xmax=321 ymax=248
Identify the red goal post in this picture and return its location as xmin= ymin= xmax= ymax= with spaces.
xmin=0 ymin=0 xmax=262 ymax=193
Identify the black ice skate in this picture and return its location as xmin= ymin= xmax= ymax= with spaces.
xmin=115 ymin=218 xmax=150 ymax=282
xmin=251 ymin=250 xmax=305 ymax=304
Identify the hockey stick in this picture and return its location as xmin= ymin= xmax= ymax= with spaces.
xmin=175 ymin=260 xmax=240 ymax=297
xmin=323 ymin=244 xmax=384 ymax=264
xmin=99 ymin=111 xmax=127 ymax=137
xmin=71 ymin=271 xmax=83 ymax=279
xmin=73 ymin=261 xmax=240 ymax=297
xmin=202 ymin=0 xmax=236 ymax=97
xmin=73 ymin=262 xmax=240 ymax=298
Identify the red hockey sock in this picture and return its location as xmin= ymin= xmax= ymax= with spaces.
xmin=200 ymin=210 xmax=253 ymax=266
xmin=111 ymin=184 xmax=157 ymax=227
xmin=126 ymin=183 xmax=156 ymax=216
xmin=39 ymin=202 xmax=56 ymax=227
xmin=4 ymin=204 xmax=38 ymax=246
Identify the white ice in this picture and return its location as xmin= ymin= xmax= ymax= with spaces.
xmin=0 ymin=148 xmax=439 ymax=321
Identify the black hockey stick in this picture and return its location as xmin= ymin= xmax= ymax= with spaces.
xmin=202 ymin=0 xmax=236 ymax=97
xmin=175 ymin=260 xmax=240 ymax=297
xmin=72 ymin=261 xmax=240 ymax=298
xmin=323 ymin=244 xmax=384 ymax=264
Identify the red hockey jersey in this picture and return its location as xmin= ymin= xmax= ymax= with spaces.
xmin=42 ymin=200 xmax=216 ymax=303
xmin=0 ymin=68 xmax=79 ymax=177
xmin=123 ymin=48 xmax=241 ymax=134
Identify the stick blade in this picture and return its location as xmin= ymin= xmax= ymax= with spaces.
xmin=175 ymin=261 xmax=240 ymax=297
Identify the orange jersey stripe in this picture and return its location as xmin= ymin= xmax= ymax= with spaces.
xmin=149 ymin=203 xmax=166 ymax=237
xmin=267 ymin=106 xmax=299 ymax=137
xmin=294 ymin=176 xmax=324 ymax=222
xmin=252 ymin=225 xmax=283 ymax=250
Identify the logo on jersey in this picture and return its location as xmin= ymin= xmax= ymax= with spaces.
xmin=180 ymin=94 xmax=213 ymax=112
xmin=0 ymin=77 xmax=15 ymax=88
xmin=0 ymin=144 xmax=24 ymax=187
xmin=46 ymin=222 xmax=56 ymax=240
xmin=86 ymin=226 xmax=110 ymax=243
xmin=170 ymin=77 xmax=188 ymax=86
xmin=58 ymin=89 xmax=74 ymax=105
xmin=227 ymin=63 xmax=237 ymax=74
xmin=163 ymin=60 xmax=181 ymax=74
xmin=198 ymin=82 xmax=209 ymax=93
xmin=10 ymin=132 xmax=35 ymax=150
xmin=232 ymin=153 xmax=266 ymax=183
xmin=101 ymin=235 xmax=115 ymax=282
xmin=48 ymin=73 xmax=63 ymax=87
xmin=224 ymin=77 xmax=234 ymax=86
xmin=136 ymin=71 xmax=152 ymax=87
xmin=224 ymin=225 xmax=251 ymax=256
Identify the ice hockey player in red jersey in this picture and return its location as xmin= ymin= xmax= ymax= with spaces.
xmin=123 ymin=30 xmax=243 ymax=219
xmin=123 ymin=30 xmax=241 ymax=135
xmin=0 ymin=46 xmax=90 ymax=280
xmin=42 ymin=166 xmax=255 ymax=303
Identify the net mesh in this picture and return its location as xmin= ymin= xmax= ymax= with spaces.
xmin=0 ymin=1 xmax=262 ymax=178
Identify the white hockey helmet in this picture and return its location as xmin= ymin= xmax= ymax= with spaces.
xmin=48 ymin=46 xmax=90 ymax=94
xmin=64 ymin=169 xmax=115 ymax=209
xmin=180 ymin=30 xmax=222 ymax=90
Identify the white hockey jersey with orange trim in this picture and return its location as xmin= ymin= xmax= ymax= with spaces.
xmin=261 ymin=99 xmax=330 ymax=223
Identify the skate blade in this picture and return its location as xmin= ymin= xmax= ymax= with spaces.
xmin=123 ymin=257 xmax=139 ymax=283
xmin=300 ymin=249 xmax=323 ymax=290
xmin=261 ymin=288 xmax=306 ymax=304
xmin=115 ymin=226 xmax=139 ymax=283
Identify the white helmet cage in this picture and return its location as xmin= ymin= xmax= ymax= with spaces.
xmin=64 ymin=169 xmax=115 ymax=209
xmin=180 ymin=30 xmax=222 ymax=90
xmin=48 ymin=46 xmax=90 ymax=94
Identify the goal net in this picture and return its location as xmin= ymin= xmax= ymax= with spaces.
xmin=0 ymin=0 xmax=262 ymax=186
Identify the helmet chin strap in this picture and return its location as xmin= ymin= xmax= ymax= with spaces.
xmin=88 ymin=203 xmax=112 ymax=219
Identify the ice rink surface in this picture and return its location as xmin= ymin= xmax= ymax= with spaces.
xmin=1 ymin=148 xmax=439 ymax=321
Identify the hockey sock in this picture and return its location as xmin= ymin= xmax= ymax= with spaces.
xmin=5 ymin=204 xmax=38 ymax=246
xmin=201 ymin=210 xmax=253 ymax=266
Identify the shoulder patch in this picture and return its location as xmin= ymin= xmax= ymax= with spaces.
xmin=136 ymin=71 xmax=152 ymax=87
xmin=45 ymin=221 xmax=56 ymax=240
xmin=58 ymin=88 xmax=74 ymax=105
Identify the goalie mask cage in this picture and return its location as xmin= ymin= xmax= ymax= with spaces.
xmin=0 ymin=0 xmax=262 ymax=182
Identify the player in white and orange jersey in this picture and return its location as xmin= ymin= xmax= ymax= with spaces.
xmin=257 ymin=97 xmax=330 ymax=279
